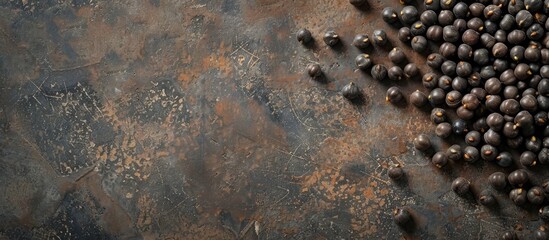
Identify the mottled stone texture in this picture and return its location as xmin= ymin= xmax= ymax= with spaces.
xmin=0 ymin=1 xmax=543 ymax=239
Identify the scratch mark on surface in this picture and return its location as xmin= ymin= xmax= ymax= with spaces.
xmin=32 ymin=94 xmax=43 ymax=106
xmin=285 ymin=143 xmax=302 ymax=168
xmin=276 ymin=148 xmax=305 ymax=160
xmin=360 ymin=170 xmax=389 ymax=185
xmin=74 ymin=161 xmax=100 ymax=182
xmin=82 ymin=86 xmax=105 ymax=118
xmin=274 ymin=186 xmax=290 ymax=204
xmin=480 ymin=219 xmax=506 ymax=230
xmin=239 ymin=220 xmax=255 ymax=238
xmin=287 ymin=91 xmax=316 ymax=130
xmin=190 ymin=4 xmax=206 ymax=8
xmin=50 ymin=61 xmax=100 ymax=72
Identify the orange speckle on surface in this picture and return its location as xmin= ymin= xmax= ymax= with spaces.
xmin=124 ymin=156 xmax=134 ymax=166
xmin=349 ymin=185 xmax=356 ymax=194
xmin=214 ymin=99 xmax=239 ymax=124
xmin=155 ymin=151 xmax=169 ymax=158
xmin=363 ymin=187 xmax=374 ymax=199
xmin=178 ymin=42 xmax=232 ymax=90
xmin=380 ymin=189 xmax=389 ymax=196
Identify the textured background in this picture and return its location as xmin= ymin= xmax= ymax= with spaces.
xmin=0 ymin=0 xmax=544 ymax=239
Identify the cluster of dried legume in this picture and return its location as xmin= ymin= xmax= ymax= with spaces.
xmin=297 ymin=0 xmax=549 ymax=239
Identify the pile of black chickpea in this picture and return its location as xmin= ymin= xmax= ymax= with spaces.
xmin=297 ymin=0 xmax=549 ymax=238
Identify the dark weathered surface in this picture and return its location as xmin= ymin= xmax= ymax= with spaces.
xmin=0 ymin=0 xmax=545 ymax=239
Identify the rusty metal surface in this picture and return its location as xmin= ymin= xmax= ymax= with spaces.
xmin=0 ymin=0 xmax=545 ymax=239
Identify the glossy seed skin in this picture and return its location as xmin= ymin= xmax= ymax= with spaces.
xmin=386 ymin=86 xmax=404 ymax=103
xmin=432 ymin=151 xmax=448 ymax=168
xmin=431 ymin=108 xmax=447 ymax=124
xmin=484 ymin=5 xmax=502 ymax=22
xmin=404 ymin=63 xmax=419 ymax=79
xmin=481 ymin=144 xmax=498 ymax=161
xmin=398 ymin=27 xmax=413 ymax=42
xmin=429 ymin=88 xmax=446 ymax=106
xmin=496 ymin=152 xmax=514 ymax=167
xmin=297 ymin=28 xmax=313 ymax=44
xmin=452 ymin=119 xmax=468 ymax=135
xmin=508 ymin=169 xmax=529 ymax=187
xmin=393 ymin=208 xmax=413 ymax=227
xmin=410 ymin=90 xmax=429 ymax=107
xmin=487 ymin=113 xmax=504 ymax=131
xmin=501 ymin=231 xmax=518 ymax=240
xmin=371 ymin=64 xmax=388 ymax=81
xmin=307 ymin=64 xmax=322 ymax=79
xmin=479 ymin=190 xmax=497 ymax=206
xmin=447 ymin=144 xmax=462 ymax=161
xmin=400 ymin=6 xmax=419 ymax=25
xmin=446 ymin=90 xmax=462 ymax=108
xmin=388 ymin=166 xmax=404 ymax=180
xmin=414 ymin=134 xmax=432 ymax=152
xmin=423 ymin=72 xmax=439 ymax=89
xmin=452 ymin=177 xmax=470 ymax=196
xmin=388 ymin=66 xmax=404 ymax=81
xmin=528 ymin=186 xmax=545 ymax=205
xmin=323 ymin=31 xmax=339 ymax=46
xmin=520 ymin=151 xmax=538 ymax=167
xmin=427 ymin=53 xmax=445 ymax=68
xmin=489 ymin=172 xmax=507 ymax=190
xmin=373 ymin=30 xmax=388 ymax=46
xmin=539 ymin=148 xmax=549 ymax=164
xmin=427 ymin=25 xmax=444 ymax=41
xmin=425 ymin=0 xmax=441 ymax=11
xmin=412 ymin=36 xmax=428 ymax=53
xmin=353 ymin=34 xmax=371 ymax=50
xmin=533 ymin=227 xmax=548 ymax=240
xmin=541 ymin=206 xmax=549 ymax=221
xmin=436 ymin=122 xmax=453 ymax=138
xmin=543 ymin=180 xmax=549 ymax=195
xmin=509 ymin=188 xmax=527 ymax=205
xmin=355 ymin=54 xmax=372 ymax=70
xmin=382 ymin=7 xmax=399 ymax=24
xmin=465 ymin=131 xmax=482 ymax=146
xmin=501 ymin=99 xmax=521 ymax=115
xmin=463 ymin=93 xmax=480 ymax=110
xmin=421 ymin=10 xmax=438 ymax=26
xmin=389 ymin=48 xmax=406 ymax=64
xmin=342 ymin=82 xmax=361 ymax=100
xmin=463 ymin=146 xmax=480 ymax=163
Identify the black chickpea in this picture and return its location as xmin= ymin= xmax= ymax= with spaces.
xmin=362 ymin=0 xmax=549 ymax=226
xmin=371 ymin=64 xmax=388 ymax=81
xmin=389 ymin=48 xmax=406 ymax=64
xmin=341 ymin=82 xmax=361 ymax=100
xmin=393 ymin=207 xmax=413 ymax=227
xmin=382 ymin=7 xmax=399 ymax=24
xmin=307 ymin=63 xmax=322 ymax=79
xmin=452 ymin=177 xmax=470 ymax=196
xmin=296 ymin=0 xmax=549 ymax=228
xmin=323 ymin=31 xmax=339 ymax=46
xmin=489 ymin=172 xmax=507 ymax=190
xmin=386 ymin=86 xmax=404 ymax=104
xmin=297 ymin=28 xmax=313 ymax=44
xmin=352 ymin=34 xmax=371 ymax=50
xmin=355 ymin=54 xmax=372 ymax=70
xmin=388 ymin=165 xmax=405 ymax=180
xmin=479 ymin=190 xmax=497 ymax=206
xmin=414 ymin=134 xmax=432 ymax=152
xmin=410 ymin=90 xmax=429 ymax=107
xmin=373 ymin=29 xmax=388 ymax=46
